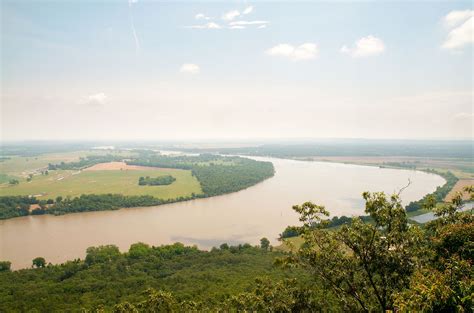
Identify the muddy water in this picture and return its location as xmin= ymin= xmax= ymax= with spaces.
xmin=0 ymin=157 xmax=445 ymax=269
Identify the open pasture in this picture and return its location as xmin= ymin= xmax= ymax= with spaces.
xmin=0 ymin=150 xmax=136 ymax=178
xmin=0 ymin=166 xmax=202 ymax=200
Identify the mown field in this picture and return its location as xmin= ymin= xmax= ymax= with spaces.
xmin=0 ymin=150 xmax=135 ymax=178
xmin=0 ymin=168 xmax=201 ymax=200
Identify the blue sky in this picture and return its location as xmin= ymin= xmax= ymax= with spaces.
xmin=1 ymin=1 xmax=473 ymax=140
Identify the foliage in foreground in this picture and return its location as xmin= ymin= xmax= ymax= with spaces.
xmin=279 ymin=187 xmax=473 ymax=312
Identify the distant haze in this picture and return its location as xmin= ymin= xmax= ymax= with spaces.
xmin=1 ymin=1 xmax=472 ymax=141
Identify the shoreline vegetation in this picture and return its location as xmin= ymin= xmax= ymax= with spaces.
xmin=0 ymin=153 xmax=275 ymax=220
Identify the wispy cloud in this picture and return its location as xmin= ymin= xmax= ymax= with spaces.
xmin=266 ymin=43 xmax=319 ymax=61
xmin=195 ymin=13 xmax=211 ymax=20
xmin=128 ymin=0 xmax=140 ymax=54
xmin=441 ymin=10 xmax=473 ymax=50
xmin=340 ymin=35 xmax=385 ymax=58
xmin=222 ymin=10 xmax=240 ymax=21
xmin=242 ymin=6 xmax=253 ymax=15
xmin=188 ymin=22 xmax=221 ymax=29
xmin=452 ymin=112 xmax=474 ymax=121
xmin=229 ymin=20 xmax=268 ymax=26
xmin=180 ymin=63 xmax=200 ymax=74
xmin=188 ymin=6 xmax=267 ymax=30
xmin=79 ymin=93 xmax=107 ymax=107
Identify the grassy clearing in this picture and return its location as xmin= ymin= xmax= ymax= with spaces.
xmin=274 ymin=236 xmax=305 ymax=253
xmin=0 ymin=168 xmax=202 ymax=200
xmin=0 ymin=174 xmax=15 ymax=184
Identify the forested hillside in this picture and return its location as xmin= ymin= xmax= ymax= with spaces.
xmin=0 ymin=243 xmax=326 ymax=311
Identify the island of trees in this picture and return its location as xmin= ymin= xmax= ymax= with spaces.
xmin=138 ymin=175 xmax=176 ymax=186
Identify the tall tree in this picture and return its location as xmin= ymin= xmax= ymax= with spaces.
xmin=32 ymin=257 xmax=46 ymax=268
xmin=283 ymin=192 xmax=426 ymax=311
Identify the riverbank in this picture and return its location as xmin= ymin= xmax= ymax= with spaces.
xmin=285 ymin=155 xmax=473 ymax=217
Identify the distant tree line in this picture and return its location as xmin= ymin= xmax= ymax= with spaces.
xmin=46 ymin=194 xmax=208 ymax=215
xmin=280 ymin=215 xmax=373 ymax=239
xmin=0 ymin=193 xmax=206 ymax=219
xmin=0 ymin=196 xmax=37 ymax=219
xmin=186 ymin=141 xmax=474 ymax=159
xmin=48 ymin=155 xmax=123 ymax=170
xmin=405 ymin=169 xmax=458 ymax=212
xmin=138 ymin=175 xmax=176 ymax=186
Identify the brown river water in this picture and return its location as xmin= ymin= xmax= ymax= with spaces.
xmin=0 ymin=157 xmax=445 ymax=269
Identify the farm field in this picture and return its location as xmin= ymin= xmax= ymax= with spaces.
xmin=0 ymin=165 xmax=202 ymax=200
xmin=445 ymin=179 xmax=474 ymax=201
xmin=0 ymin=150 xmax=136 ymax=178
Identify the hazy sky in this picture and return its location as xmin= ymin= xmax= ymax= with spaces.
xmin=1 ymin=1 xmax=473 ymax=141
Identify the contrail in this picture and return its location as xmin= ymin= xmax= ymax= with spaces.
xmin=128 ymin=0 xmax=140 ymax=54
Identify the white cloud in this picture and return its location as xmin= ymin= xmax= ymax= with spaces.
xmin=128 ymin=0 xmax=137 ymax=7
xmin=243 ymin=6 xmax=253 ymax=15
xmin=452 ymin=112 xmax=474 ymax=120
xmin=229 ymin=25 xmax=245 ymax=29
xmin=266 ymin=43 xmax=319 ymax=61
xmin=195 ymin=13 xmax=211 ymax=20
xmin=80 ymin=93 xmax=107 ymax=106
xmin=444 ymin=10 xmax=473 ymax=28
xmin=189 ymin=22 xmax=221 ymax=29
xmin=258 ymin=24 xmax=267 ymax=29
xmin=229 ymin=20 xmax=269 ymax=26
xmin=340 ymin=35 xmax=385 ymax=57
xmin=441 ymin=11 xmax=473 ymax=50
xmin=222 ymin=10 xmax=240 ymax=21
xmin=180 ymin=63 xmax=200 ymax=74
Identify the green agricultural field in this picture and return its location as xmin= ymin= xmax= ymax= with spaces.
xmin=0 ymin=168 xmax=202 ymax=200
xmin=0 ymin=150 xmax=136 ymax=178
